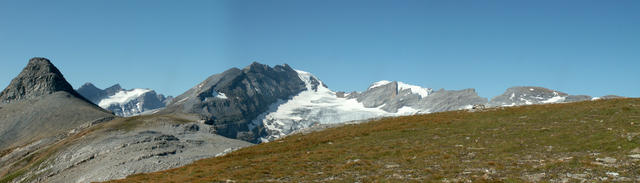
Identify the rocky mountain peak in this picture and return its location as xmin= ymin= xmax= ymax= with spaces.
xmin=0 ymin=57 xmax=80 ymax=104
xmin=244 ymin=62 xmax=269 ymax=72
xmin=243 ymin=62 xmax=296 ymax=75
xmin=105 ymin=84 xmax=122 ymax=91
xmin=79 ymin=82 xmax=100 ymax=91
xmin=488 ymin=86 xmax=570 ymax=106
xmin=162 ymin=62 xmax=307 ymax=142
xmin=104 ymin=84 xmax=123 ymax=96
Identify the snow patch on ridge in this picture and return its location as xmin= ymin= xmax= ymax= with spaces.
xmin=369 ymin=80 xmax=432 ymax=98
xmin=541 ymin=96 xmax=566 ymax=104
xmin=369 ymin=80 xmax=391 ymax=89
xmin=397 ymin=82 xmax=431 ymax=98
xmin=216 ymin=92 xmax=228 ymax=99
xmin=98 ymin=89 xmax=151 ymax=108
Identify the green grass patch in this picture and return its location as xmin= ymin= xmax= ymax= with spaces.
xmin=0 ymin=169 xmax=26 ymax=183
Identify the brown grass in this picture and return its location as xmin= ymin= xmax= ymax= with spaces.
xmin=107 ymin=98 xmax=640 ymax=182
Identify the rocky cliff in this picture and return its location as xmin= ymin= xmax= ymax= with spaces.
xmin=162 ymin=62 xmax=307 ymax=142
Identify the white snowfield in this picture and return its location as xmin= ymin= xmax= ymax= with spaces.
xmin=252 ymin=71 xmax=423 ymax=142
xmin=98 ymin=89 xmax=152 ymax=108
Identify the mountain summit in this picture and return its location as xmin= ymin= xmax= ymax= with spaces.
xmin=162 ymin=62 xmax=307 ymax=142
xmin=0 ymin=57 xmax=83 ymax=104
xmin=77 ymin=83 xmax=125 ymax=104
xmin=0 ymin=57 xmax=113 ymax=150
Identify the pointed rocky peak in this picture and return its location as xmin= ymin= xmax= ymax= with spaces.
xmin=79 ymin=82 xmax=98 ymax=89
xmin=104 ymin=84 xmax=123 ymax=95
xmin=243 ymin=62 xmax=298 ymax=75
xmin=77 ymin=82 xmax=105 ymax=104
xmin=106 ymin=84 xmax=122 ymax=91
xmin=244 ymin=62 xmax=270 ymax=72
xmin=274 ymin=63 xmax=295 ymax=72
xmin=280 ymin=63 xmax=293 ymax=70
xmin=0 ymin=57 xmax=80 ymax=104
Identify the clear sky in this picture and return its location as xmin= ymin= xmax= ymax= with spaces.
xmin=1 ymin=0 xmax=638 ymax=99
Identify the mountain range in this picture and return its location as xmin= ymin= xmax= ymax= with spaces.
xmin=159 ymin=62 xmax=610 ymax=143
xmin=0 ymin=58 xmax=624 ymax=183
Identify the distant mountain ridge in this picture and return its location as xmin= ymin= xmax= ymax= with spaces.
xmin=161 ymin=63 xmax=481 ymax=142
xmin=77 ymin=83 xmax=172 ymax=117
xmin=2 ymin=59 xmax=611 ymax=145
xmin=162 ymin=62 xmax=618 ymax=143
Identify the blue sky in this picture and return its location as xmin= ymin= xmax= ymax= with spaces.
xmin=1 ymin=0 xmax=638 ymax=98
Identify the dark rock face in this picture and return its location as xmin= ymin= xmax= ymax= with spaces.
xmin=162 ymin=62 xmax=307 ymax=143
xmin=159 ymin=94 xmax=173 ymax=105
xmin=104 ymin=84 xmax=122 ymax=96
xmin=0 ymin=57 xmax=84 ymax=104
xmin=77 ymin=83 xmax=104 ymax=104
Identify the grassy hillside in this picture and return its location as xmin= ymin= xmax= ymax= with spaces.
xmin=111 ymin=98 xmax=640 ymax=182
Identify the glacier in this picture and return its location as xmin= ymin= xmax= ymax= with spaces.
xmin=253 ymin=70 xmax=424 ymax=142
xmin=98 ymin=89 xmax=152 ymax=109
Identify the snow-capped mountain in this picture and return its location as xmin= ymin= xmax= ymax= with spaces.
xmin=161 ymin=62 xmax=308 ymax=143
xmin=252 ymin=70 xmax=488 ymax=142
xmin=77 ymin=83 xmax=172 ymax=117
xmin=160 ymin=62 xmax=619 ymax=143
xmin=488 ymin=86 xmax=593 ymax=107
xmin=161 ymin=62 xmax=490 ymax=143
